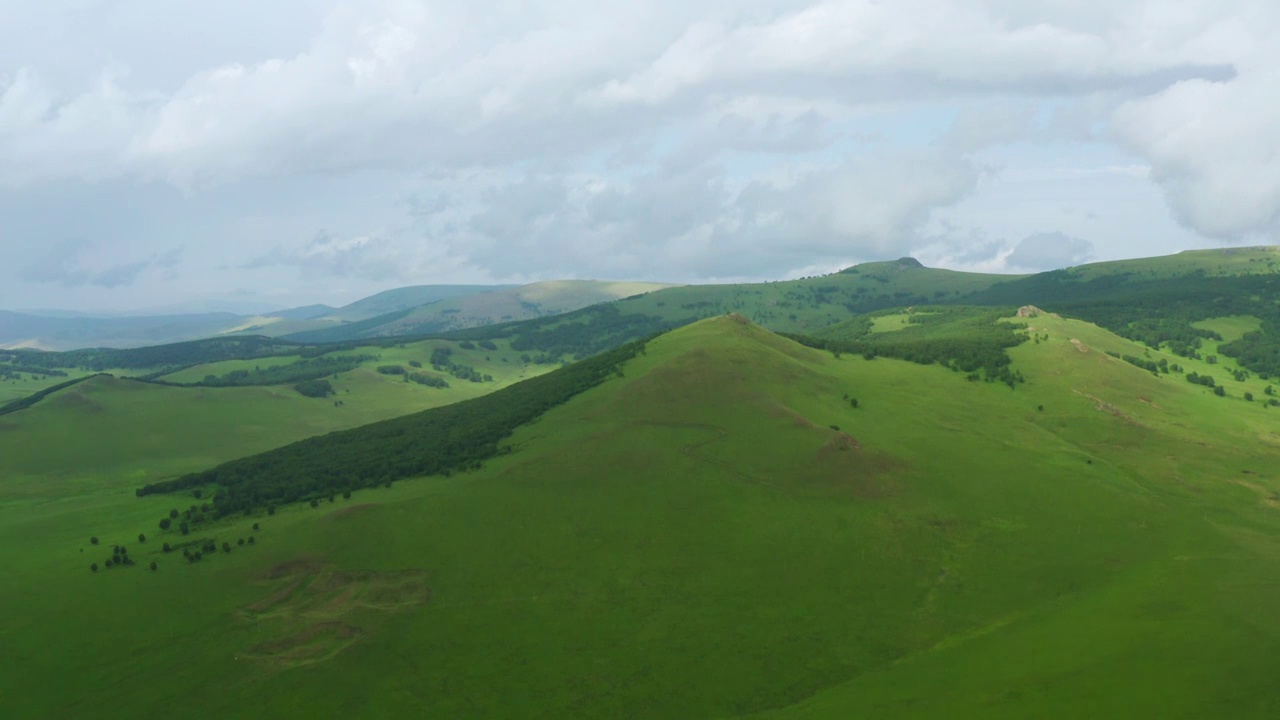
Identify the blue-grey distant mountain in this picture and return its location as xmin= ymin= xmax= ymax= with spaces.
xmin=0 ymin=310 xmax=244 ymax=351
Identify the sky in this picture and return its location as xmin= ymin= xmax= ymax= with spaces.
xmin=2 ymin=1 xmax=1278 ymax=313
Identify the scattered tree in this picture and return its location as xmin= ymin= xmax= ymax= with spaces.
xmin=237 ymin=538 xmax=245 ymax=546
xmin=1214 ymin=385 xmax=1226 ymax=397
xmin=149 ymin=561 xmax=158 ymax=571
xmin=159 ymin=518 xmax=172 ymax=530
xmin=342 ymin=491 xmax=351 ymax=500
xmin=248 ymin=537 xmax=256 ymax=545
xmin=90 ymin=536 xmax=99 ymax=545
xmin=162 ymin=542 xmax=172 ymax=553
xmin=252 ymin=523 xmax=260 ymax=531
xmin=91 ymin=563 xmax=98 ymax=573
xmin=1245 ymin=392 xmax=1254 ymax=402
xmin=138 ymin=533 xmax=146 ymax=543
xmin=222 ymin=542 xmax=231 ymax=553
xmin=169 ymin=509 xmax=179 ymax=519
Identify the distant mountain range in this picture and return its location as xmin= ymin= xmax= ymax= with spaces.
xmin=0 ymin=281 xmax=675 ymax=351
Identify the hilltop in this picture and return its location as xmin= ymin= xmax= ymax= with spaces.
xmin=6 ymin=313 xmax=1280 ymax=717
xmin=277 ymin=279 xmax=677 ymax=343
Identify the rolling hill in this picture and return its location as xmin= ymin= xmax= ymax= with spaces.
xmin=277 ymin=279 xmax=678 ymax=343
xmin=5 ymin=310 xmax=1280 ymax=717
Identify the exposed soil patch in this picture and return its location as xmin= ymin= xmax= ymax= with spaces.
xmin=768 ymin=402 xmax=818 ymax=429
xmin=1232 ymin=478 xmax=1280 ymax=509
xmin=1073 ymin=390 xmax=1143 ymax=427
xmin=329 ymin=503 xmax=382 ymax=520
xmin=241 ymin=559 xmax=430 ymax=670
xmin=1070 ymin=339 xmax=1088 ymax=353
xmin=243 ymin=622 xmax=363 ymax=669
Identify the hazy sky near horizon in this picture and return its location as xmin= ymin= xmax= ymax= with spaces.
xmin=2 ymin=1 xmax=1279 ymax=312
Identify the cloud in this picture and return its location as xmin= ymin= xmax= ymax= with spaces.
xmin=0 ymin=1 xmax=1248 ymax=189
xmin=1005 ymin=232 xmax=1095 ymax=271
xmin=439 ymin=142 xmax=982 ymax=279
xmin=1112 ymin=46 xmax=1280 ymax=239
xmin=21 ymin=241 xmax=185 ymax=288
xmin=2 ymin=1 xmax=1278 ymax=311
xmin=244 ymin=231 xmax=408 ymax=281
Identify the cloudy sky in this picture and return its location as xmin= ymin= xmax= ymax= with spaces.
xmin=2 ymin=1 xmax=1278 ymax=313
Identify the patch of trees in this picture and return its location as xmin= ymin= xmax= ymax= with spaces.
xmin=377 ymin=365 xmax=406 ymax=375
xmin=1106 ymin=352 xmax=1169 ymax=376
xmin=429 ymin=347 xmax=491 ymax=383
xmin=136 ymin=337 xmax=650 ymax=518
xmin=164 ymin=354 xmax=377 ymax=388
xmin=1220 ymin=324 xmax=1280 ymax=378
xmin=0 ymin=364 xmax=68 ymax=377
xmin=294 ymin=379 xmax=335 ymax=398
xmin=1186 ymin=372 xmax=1217 ymax=388
xmin=789 ymin=307 xmax=1029 ymax=388
xmin=3 ymin=335 xmax=301 ymax=372
xmin=408 ymin=372 xmax=448 ymax=388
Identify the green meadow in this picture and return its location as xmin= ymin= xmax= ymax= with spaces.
xmin=4 ymin=310 xmax=1280 ymax=718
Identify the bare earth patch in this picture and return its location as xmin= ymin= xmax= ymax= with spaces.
xmin=1070 ymin=339 xmax=1088 ymax=353
xmin=241 ymin=559 xmax=430 ymax=669
xmin=329 ymin=503 xmax=382 ymax=520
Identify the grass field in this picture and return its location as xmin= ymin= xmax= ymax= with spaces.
xmin=4 ymin=313 xmax=1280 ymax=718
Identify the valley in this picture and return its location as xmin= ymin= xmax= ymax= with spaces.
xmin=3 ymin=247 xmax=1280 ymax=716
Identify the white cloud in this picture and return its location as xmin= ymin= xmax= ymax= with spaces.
xmin=1005 ymin=231 xmax=1095 ymax=271
xmin=1 ymin=1 xmax=1277 ymax=310
xmin=1113 ymin=37 xmax=1280 ymax=239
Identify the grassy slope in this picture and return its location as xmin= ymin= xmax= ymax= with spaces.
xmin=612 ymin=260 xmax=1012 ymax=334
xmin=0 ymin=345 xmax=548 ymax=502
xmin=0 ymin=368 xmax=104 ymax=405
xmin=277 ymin=280 xmax=677 ymax=342
xmin=155 ymin=336 xmax=542 ymax=387
xmin=5 ymin=314 xmax=1280 ymax=718
xmin=1065 ymin=245 xmax=1280 ymax=279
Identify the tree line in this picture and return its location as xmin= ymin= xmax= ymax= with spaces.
xmin=135 ymin=337 xmax=651 ymax=519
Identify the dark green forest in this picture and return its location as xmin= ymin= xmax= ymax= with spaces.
xmin=789 ymin=307 xmax=1028 ymax=387
xmin=135 ymin=337 xmax=651 ymax=518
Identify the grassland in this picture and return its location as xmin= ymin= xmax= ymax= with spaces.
xmin=5 ymin=313 xmax=1280 ymax=718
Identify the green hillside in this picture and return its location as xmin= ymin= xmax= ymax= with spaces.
xmin=6 ymin=313 xmax=1280 ymax=717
